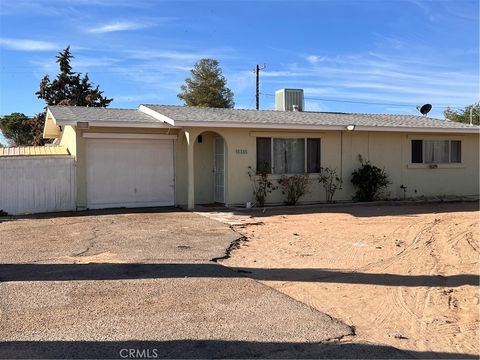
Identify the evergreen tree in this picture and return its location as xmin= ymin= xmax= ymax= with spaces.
xmin=36 ymin=46 xmax=112 ymax=107
xmin=178 ymin=58 xmax=234 ymax=108
xmin=0 ymin=112 xmax=45 ymax=146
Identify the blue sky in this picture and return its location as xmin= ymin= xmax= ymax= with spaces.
xmin=0 ymin=0 xmax=478 ymax=144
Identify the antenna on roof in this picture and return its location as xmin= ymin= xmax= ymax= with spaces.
xmin=416 ymin=104 xmax=432 ymax=116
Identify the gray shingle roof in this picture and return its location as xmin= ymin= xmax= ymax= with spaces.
xmin=48 ymin=104 xmax=479 ymax=132
xmin=48 ymin=106 xmax=158 ymax=124
xmin=143 ymin=105 xmax=478 ymax=130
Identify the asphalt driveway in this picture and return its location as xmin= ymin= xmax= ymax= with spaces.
xmin=0 ymin=209 xmax=408 ymax=359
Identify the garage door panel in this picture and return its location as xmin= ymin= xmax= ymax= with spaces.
xmin=86 ymin=138 xmax=174 ymax=208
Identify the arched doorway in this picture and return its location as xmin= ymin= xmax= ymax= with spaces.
xmin=194 ymin=131 xmax=227 ymax=205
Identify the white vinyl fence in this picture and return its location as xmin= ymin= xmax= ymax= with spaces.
xmin=0 ymin=156 xmax=76 ymax=215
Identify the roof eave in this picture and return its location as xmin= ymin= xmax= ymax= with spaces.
xmin=53 ymin=120 xmax=173 ymax=128
xmin=173 ymin=120 xmax=480 ymax=133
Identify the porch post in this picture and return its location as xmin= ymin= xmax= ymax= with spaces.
xmin=185 ymin=130 xmax=195 ymax=210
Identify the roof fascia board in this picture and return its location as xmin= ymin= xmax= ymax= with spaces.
xmin=54 ymin=120 xmax=173 ymax=128
xmin=82 ymin=132 xmax=177 ymax=140
xmin=355 ymin=125 xmax=479 ymax=134
xmin=138 ymin=105 xmax=176 ymax=126
xmin=177 ymin=121 xmax=345 ymax=131
xmin=174 ymin=120 xmax=479 ymax=133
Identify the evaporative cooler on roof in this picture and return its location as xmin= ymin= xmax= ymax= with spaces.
xmin=275 ymin=88 xmax=305 ymax=112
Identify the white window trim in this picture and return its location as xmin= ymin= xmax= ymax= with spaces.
xmin=409 ymin=138 xmax=463 ymax=167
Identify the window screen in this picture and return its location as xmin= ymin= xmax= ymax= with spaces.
xmin=411 ymin=140 xmax=423 ymax=163
xmin=256 ymin=137 xmax=271 ymax=173
xmin=307 ymin=138 xmax=320 ymax=173
xmin=424 ymin=140 xmax=449 ymax=163
xmin=450 ymin=140 xmax=461 ymax=163
xmin=273 ymin=138 xmax=305 ymax=174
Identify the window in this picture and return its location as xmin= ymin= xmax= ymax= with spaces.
xmin=411 ymin=140 xmax=423 ymax=163
xmin=273 ymin=138 xmax=305 ymax=174
xmin=307 ymin=138 xmax=321 ymax=173
xmin=450 ymin=140 xmax=461 ymax=163
xmin=256 ymin=137 xmax=320 ymax=174
xmin=256 ymin=137 xmax=271 ymax=172
xmin=411 ymin=140 xmax=461 ymax=164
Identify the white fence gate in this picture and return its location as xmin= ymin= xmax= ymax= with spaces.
xmin=0 ymin=156 xmax=76 ymax=215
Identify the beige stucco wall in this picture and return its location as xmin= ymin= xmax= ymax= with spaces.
xmin=61 ymin=126 xmax=180 ymax=209
xmin=61 ymin=124 xmax=479 ymax=209
xmin=176 ymin=127 xmax=479 ymax=207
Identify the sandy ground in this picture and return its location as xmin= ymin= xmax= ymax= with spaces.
xmin=221 ymin=202 xmax=480 ymax=358
xmin=1 ymin=210 xmax=364 ymax=359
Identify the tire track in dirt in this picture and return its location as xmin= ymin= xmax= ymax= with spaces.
xmin=222 ymin=203 xmax=480 ymax=357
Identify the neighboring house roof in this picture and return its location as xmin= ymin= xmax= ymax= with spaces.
xmin=142 ymin=105 xmax=479 ymax=132
xmin=46 ymin=105 xmax=480 ymax=134
xmin=0 ymin=146 xmax=70 ymax=157
xmin=47 ymin=106 xmax=164 ymax=127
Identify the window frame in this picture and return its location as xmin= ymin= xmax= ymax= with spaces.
xmin=256 ymin=137 xmax=321 ymax=175
xmin=410 ymin=139 xmax=462 ymax=165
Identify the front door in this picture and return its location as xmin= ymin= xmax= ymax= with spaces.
xmin=214 ymin=137 xmax=225 ymax=203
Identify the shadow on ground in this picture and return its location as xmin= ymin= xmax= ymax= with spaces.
xmin=223 ymin=201 xmax=480 ymax=218
xmin=0 ymin=206 xmax=179 ymax=222
xmin=0 ymin=340 xmax=477 ymax=359
xmin=0 ymin=263 xmax=477 ymax=287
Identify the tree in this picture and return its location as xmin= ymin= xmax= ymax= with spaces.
xmin=0 ymin=113 xmax=43 ymax=146
xmin=178 ymin=58 xmax=234 ymax=108
xmin=444 ymin=103 xmax=479 ymax=125
xmin=23 ymin=112 xmax=46 ymax=146
xmin=36 ymin=46 xmax=112 ymax=107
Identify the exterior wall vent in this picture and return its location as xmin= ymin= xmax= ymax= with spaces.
xmin=275 ymin=88 xmax=304 ymax=111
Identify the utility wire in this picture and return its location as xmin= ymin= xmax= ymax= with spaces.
xmin=260 ymin=92 xmax=463 ymax=109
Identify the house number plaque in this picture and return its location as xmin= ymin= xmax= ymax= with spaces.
xmin=235 ymin=149 xmax=248 ymax=154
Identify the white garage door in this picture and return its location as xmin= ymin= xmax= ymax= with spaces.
xmin=86 ymin=138 xmax=175 ymax=209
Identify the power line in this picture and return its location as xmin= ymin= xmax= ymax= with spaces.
xmin=260 ymin=92 xmax=463 ymax=110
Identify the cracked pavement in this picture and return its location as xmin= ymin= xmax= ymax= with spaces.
xmin=0 ymin=209 xmax=408 ymax=358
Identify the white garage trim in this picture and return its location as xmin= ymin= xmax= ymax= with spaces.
xmin=83 ymin=133 xmax=177 ymax=140
xmin=85 ymin=138 xmax=175 ymax=209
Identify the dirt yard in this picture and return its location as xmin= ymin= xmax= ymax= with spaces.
xmin=221 ymin=202 xmax=479 ymax=358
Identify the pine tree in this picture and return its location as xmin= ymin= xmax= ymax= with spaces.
xmin=36 ymin=46 xmax=112 ymax=107
xmin=178 ymin=58 xmax=234 ymax=108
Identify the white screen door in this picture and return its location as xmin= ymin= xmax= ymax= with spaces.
xmin=214 ymin=137 xmax=225 ymax=203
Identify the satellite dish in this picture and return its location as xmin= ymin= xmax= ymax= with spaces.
xmin=416 ymin=104 xmax=432 ymax=116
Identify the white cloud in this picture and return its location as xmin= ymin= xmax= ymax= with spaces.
xmin=306 ymin=55 xmax=319 ymax=64
xmin=88 ymin=21 xmax=153 ymax=33
xmin=0 ymin=38 xmax=58 ymax=51
xmin=306 ymin=55 xmax=326 ymax=64
xmin=259 ymin=51 xmax=478 ymax=113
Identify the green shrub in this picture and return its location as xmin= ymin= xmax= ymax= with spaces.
xmin=318 ymin=167 xmax=342 ymax=203
xmin=351 ymin=155 xmax=390 ymax=201
xmin=247 ymin=163 xmax=277 ymax=207
xmin=278 ymin=174 xmax=310 ymax=205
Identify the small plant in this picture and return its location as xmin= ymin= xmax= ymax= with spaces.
xmin=278 ymin=174 xmax=310 ymax=205
xmin=247 ymin=163 xmax=277 ymax=207
xmin=351 ymin=155 xmax=390 ymax=201
xmin=318 ymin=167 xmax=342 ymax=203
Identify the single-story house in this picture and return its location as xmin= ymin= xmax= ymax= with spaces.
xmin=43 ymin=89 xmax=480 ymax=210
